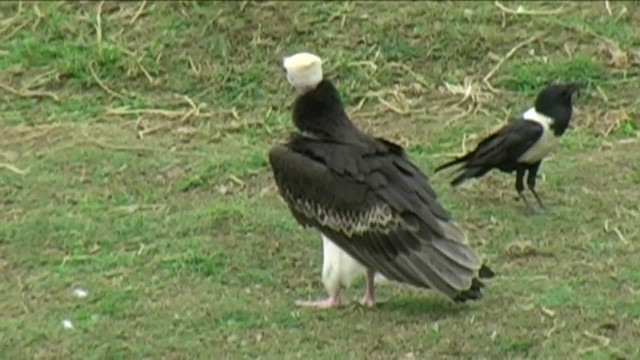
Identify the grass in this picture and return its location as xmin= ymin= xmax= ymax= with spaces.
xmin=1 ymin=1 xmax=640 ymax=358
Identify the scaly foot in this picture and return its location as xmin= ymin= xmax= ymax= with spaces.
xmin=295 ymin=294 xmax=341 ymax=309
xmin=360 ymin=269 xmax=376 ymax=308
xmin=359 ymin=294 xmax=375 ymax=308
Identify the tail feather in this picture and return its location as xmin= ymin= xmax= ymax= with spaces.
xmin=479 ymin=263 xmax=496 ymax=279
xmin=450 ymin=167 xmax=477 ymax=187
xmin=433 ymin=153 xmax=471 ymax=173
xmin=436 ymin=135 xmax=503 ymax=187
xmin=417 ymin=243 xmax=478 ymax=292
xmin=434 ymin=152 xmax=485 ymax=187
xmin=407 ymin=219 xmax=495 ymax=303
xmin=451 ymin=174 xmax=469 ymax=187
xmin=453 ymin=264 xmax=496 ymax=302
xmin=453 ymin=277 xmax=486 ymax=302
xmin=450 ymin=164 xmax=493 ymax=187
xmin=408 ymin=238 xmax=495 ymax=303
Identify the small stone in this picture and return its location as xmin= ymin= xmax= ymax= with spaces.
xmin=62 ymin=319 xmax=74 ymax=329
xmin=73 ymin=288 xmax=89 ymax=298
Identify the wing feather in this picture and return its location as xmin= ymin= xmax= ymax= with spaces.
xmin=436 ymin=119 xmax=546 ymax=186
xmin=269 ymin=135 xmax=492 ymax=301
xmin=471 ymin=120 xmax=545 ymax=166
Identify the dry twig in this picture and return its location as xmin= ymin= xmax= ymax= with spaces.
xmin=15 ymin=275 xmax=30 ymax=314
xmin=387 ymin=62 xmax=429 ymax=88
xmin=136 ymin=59 xmax=155 ymax=84
xmin=595 ymin=85 xmax=609 ymax=103
xmin=89 ymin=63 xmax=126 ymax=100
xmin=95 ymin=1 xmax=104 ymax=56
xmin=87 ymin=139 xmax=177 ymax=154
xmin=0 ymin=82 xmax=59 ymax=101
xmin=1 ymin=20 xmax=28 ymax=42
xmin=445 ymin=104 xmax=476 ymax=128
xmin=32 ymin=4 xmax=42 ymax=31
xmin=583 ymin=330 xmax=611 ymax=347
xmin=130 ymin=0 xmax=147 ymax=24
xmin=378 ymin=97 xmax=407 ymax=115
xmin=347 ymin=97 xmax=367 ymax=117
xmin=483 ymin=33 xmax=544 ymax=92
xmin=613 ymin=227 xmax=628 ymax=244
xmin=0 ymin=124 xmax=66 ymax=147
xmin=494 ymin=1 xmax=568 ymax=16
xmin=0 ymin=1 xmax=22 ymax=27
xmin=0 ymin=163 xmax=29 ymax=175
xmin=22 ymin=69 xmax=59 ymax=90
xmin=106 ymin=106 xmax=236 ymax=120
xmin=137 ymin=108 xmax=196 ymax=139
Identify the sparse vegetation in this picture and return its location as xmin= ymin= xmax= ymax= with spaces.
xmin=1 ymin=1 xmax=639 ymax=358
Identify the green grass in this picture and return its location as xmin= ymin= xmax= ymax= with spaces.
xmin=2 ymin=1 xmax=640 ymax=358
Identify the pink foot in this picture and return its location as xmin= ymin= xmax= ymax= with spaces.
xmin=359 ymin=295 xmax=375 ymax=308
xmin=295 ymin=294 xmax=341 ymax=309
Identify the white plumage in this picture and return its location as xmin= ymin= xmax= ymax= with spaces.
xmin=320 ymin=234 xmax=367 ymax=295
xmin=283 ymin=52 xmax=323 ymax=91
xmin=517 ymin=107 xmax=560 ymax=164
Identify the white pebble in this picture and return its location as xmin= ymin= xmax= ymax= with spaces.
xmin=62 ymin=319 xmax=74 ymax=329
xmin=73 ymin=288 xmax=89 ymax=298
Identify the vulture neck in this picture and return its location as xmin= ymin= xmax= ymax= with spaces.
xmin=292 ymin=79 xmax=358 ymax=141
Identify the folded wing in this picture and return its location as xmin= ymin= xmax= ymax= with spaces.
xmin=269 ymin=135 xmax=493 ymax=301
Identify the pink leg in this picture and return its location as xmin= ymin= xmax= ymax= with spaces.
xmin=295 ymin=291 xmax=342 ymax=309
xmin=360 ymin=269 xmax=376 ymax=308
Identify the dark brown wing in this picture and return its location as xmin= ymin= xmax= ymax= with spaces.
xmin=269 ymin=135 xmax=491 ymax=301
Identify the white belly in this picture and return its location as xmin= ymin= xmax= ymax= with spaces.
xmin=518 ymin=129 xmax=559 ymax=163
xmin=517 ymin=108 xmax=560 ymax=164
xmin=321 ymin=234 xmax=366 ymax=292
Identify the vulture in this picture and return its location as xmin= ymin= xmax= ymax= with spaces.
xmin=434 ymin=82 xmax=583 ymax=214
xmin=268 ymin=52 xmax=494 ymax=309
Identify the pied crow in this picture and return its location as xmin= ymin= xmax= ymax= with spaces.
xmin=434 ymin=82 xmax=583 ymax=214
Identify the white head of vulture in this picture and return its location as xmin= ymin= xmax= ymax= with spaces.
xmin=283 ymin=52 xmax=324 ymax=93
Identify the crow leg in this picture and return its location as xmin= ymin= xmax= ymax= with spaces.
xmin=516 ymin=167 xmax=536 ymax=214
xmin=526 ymin=161 xmax=546 ymax=211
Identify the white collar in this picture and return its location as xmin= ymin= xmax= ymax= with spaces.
xmin=522 ymin=107 xmax=554 ymax=125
